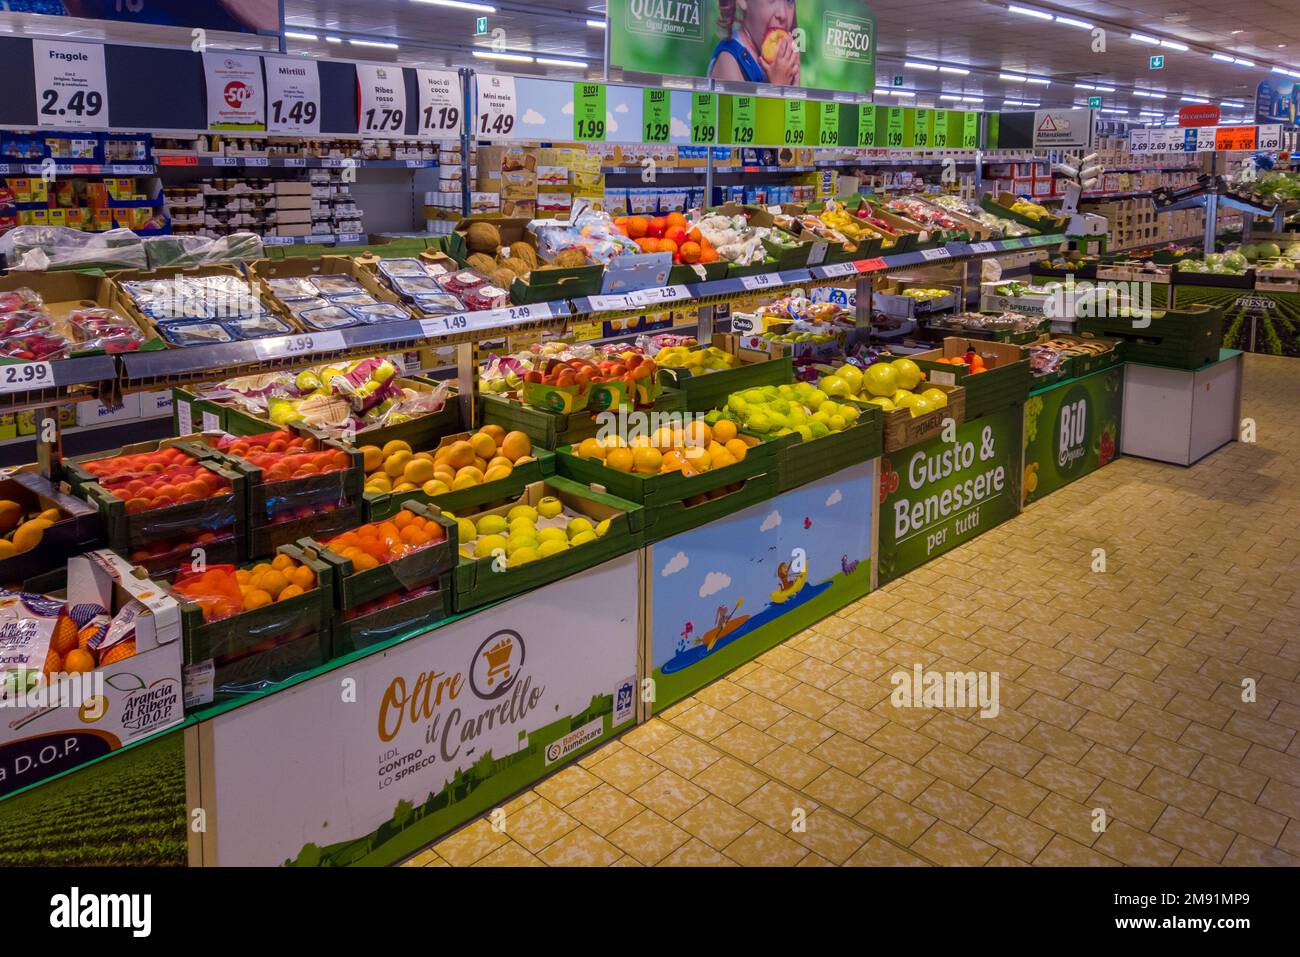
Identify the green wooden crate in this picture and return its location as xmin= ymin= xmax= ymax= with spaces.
xmin=330 ymin=576 xmax=454 ymax=656
xmin=1077 ymin=306 xmax=1222 ymax=370
xmin=479 ymin=388 xmax=686 ymax=450
xmin=554 ymin=438 xmax=778 ymax=542
xmin=223 ymin=389 xmax=464 ymax=453
xmin=171 ymin=386 xmax=231 ymax=435
xmin=177 ymin=543 xmax=334 ymax=700
xmin=449 ymin=477 xmax=644 ymax=612
xmin=909 ymin=338 xmax=1032 ymax=422
xmin=81 ymin=460 xmax=247 ymax=552
xmin=657 ymin=354 xmax=793 ymax=413
xmin=769 ymin=406 xmax=884 ymax=492
xmin=301 ymin=501 xmax=458 ymax=611
xmin=362 ymin=447 xmax=556 ymax=522
xmin=668 ymin=260 xmax=727 ymax=284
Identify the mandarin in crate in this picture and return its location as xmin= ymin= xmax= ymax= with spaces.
xmin=469 ymin=431 xmax=497 ymax=459
xmin=577 ymin=438 xmax=605 ymax=459
xmin=633 ymin=447 xmax=663 ymax=474
xmin=480 ymin=424 xmax=507 ymax=445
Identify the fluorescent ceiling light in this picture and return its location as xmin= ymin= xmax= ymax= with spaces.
xmin=1221 ymin=99 xmax=1247 ymax=107
xmin=325 ymin=36 xmax=342 ymax=43
xmin=474 ymin=50 xmax=533 ymax=62
xmin=939 ymin=65 xmax=971 ymax=75
xmin=536 ymin=57 xmax=588 ymax=67
xmin=1210 ymin=52 xmax=1235 ymax=62
xmin=873 ymin=88 xmax=914 ymax=97
xmin=1025 ymin=77 xmax=1051 ymax=85
xmin=284 ymin=31 xmax=318 ymax=40
xmin=1179 ymin=96 xmax=1209 ymax=103
xmin=586 ymin=19 xmax=606 ymax=28
xmin=939 ymin=94 xmax=965 ymax=101
xmin=1100 ymin=108 xmax=1128 ymax=114
xmin=1139 ymin=110 xmax=1164 ymax=116
xmin=1055 ymin=16 xmax=1093 ymax=29
xmin=962 ymin=95 xmax=984 ymax=102
xmin=1160 ymin=40 xmax=1188 ymax=51
xmin=1130 ymin=33 xmax=1161 ymax=46
xmin=1075 ymin=82 xmax=1097 ymax=90
xmin=999 ymin=73 xmax=1027 ymax=82
xmin=414 ymin=0 xmax=497 ymax=11
xmin=1007 ymin=5 xmax=1053 ymax=19
xmin=1133 ymin=91 xmax=1165 ymax=99
xmin=905 ymin=61 xmax=938 ymax=71
xmin=350 ymin=39 xmax=398 ymax=48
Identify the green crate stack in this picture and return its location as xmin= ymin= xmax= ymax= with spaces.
xmin=1077 ymin=306 xmax=1222 ymax=370
xmin=479 ymin=387 xmax=687 ymax=450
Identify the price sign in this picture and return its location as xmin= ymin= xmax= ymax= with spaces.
xmin=33 ymin=40 xmax=108 ymax=129
xmin=969 ymin=241 xmax=996 ymax=254
xmin=470 ymin=302 xmax=555 ymax=330
xmin=783 ymin=99 xmax=807 ymax=145
xmin=254 ymin=331 xmax=345 ymax=361
xmin=1215 ymin=125 xmax=1256 ymax=152
xmin=932 ymin=109 xmax=949 ymax=149
xmin=243 ymin=157 xmax=269 ymax=167
xmin=0 ymin=361 xmax=53 ymax=393
xmin=855 ymin=258 xmax=887 ymax=272
xmin=920 ymin=247 xmax=951 ymax=261
xmin=820 ymin=261 xmax=858 ymax=277
xmin=203 ymin=52 xmax=265 ymax=130
xmin=635 ymin=285 xmax=688 ymax=305
xmin=571 ymin=321 xmax=602 ymax=341
xmin=912 ymin=108 xmax=932 ymax=148
xmin=421 ymin=315 xmax=470 ymax=336
xmin=740 ymin=272 xmax=782 ymax=290
xmin=886 ymin=108 xmax=906 ymax=148
xmin=1257 ymin=124 xmax=1282 ymax=151
xmin=416 ymin=69 xmax=462 ymax=138
xmin=962 ymin=111 xmax=979 ymax=149
xmin=573 ymin=82 xmax=607 ymax=141
xmin=818 ymin=102 xmax=840 ymax=146
xmin=1196 ymin=125 xmax=1217 ymax=153
xmin=265 ymin=57 xmax=321 ymax=134
xmin=476 ymin=73 xmax=518 ymax=137
xmin=587 ymin=293 xmax=642 ymax=313
xmin=1129 ymin=129 xmax=1150 ymax=153
xmin=857 ymin=104 xmax=877 ymax=147
xmin=692 ymin=92 xmax=718 ymax=145
xmin=643 ymin=88 xmax=671 ymax=143
xmin=728 ymin=95 xmax=755 ymax=145
xmin=807 ymin=240 xmax=829 ymax=266
xmin=357 ymin=64 xmax=408 ymax=134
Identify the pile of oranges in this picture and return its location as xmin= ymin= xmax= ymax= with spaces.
xmin=612 ymin=211 xmax=720 ymax=265
xmin=43 ymin=606 xmax=135 ymax=677
xmin=171 ymin=552 xmax=318 ymax=622
xmin=360 ymin=427 xmax=533 ymax=498
xmin=573 ymin=418 xmax=752 ymax=476
xmin=80 ymin=446 xmax=232 ymax=514
xmin=322 ymin=510 xmax=448 ymax=572
xmin=217 ymin=429 xmax=352 ymax=482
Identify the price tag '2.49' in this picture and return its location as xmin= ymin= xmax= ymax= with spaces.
xmin=33 ymin=40 xmax=108 ymax=130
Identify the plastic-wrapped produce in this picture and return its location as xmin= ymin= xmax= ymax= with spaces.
xmin=0 ymin=226 xmax=148 ymax=272
xmin=528 ymin=208 xmax=641 ymax=264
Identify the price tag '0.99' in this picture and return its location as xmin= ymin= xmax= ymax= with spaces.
xmin=33 ymin=40 xmax=109 ymax=130
xmin=254 ymin=331 xmax=345 ymax=361
xmin=265 ymin=57 xmax=321 ymax=134
xmin=0 ymin=361 xmax=53 ymax=394
xmin=476 ymin=73 xmax=517 ymax=138
xmin=416 ymin=69 xmax=462 ymax=139
xmin=357 ymin=64 xmax=408 ymax=135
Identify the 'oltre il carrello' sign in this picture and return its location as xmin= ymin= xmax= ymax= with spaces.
xmin=609 ymin=1 xmax=876 ymax=94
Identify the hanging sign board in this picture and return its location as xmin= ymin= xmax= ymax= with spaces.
xmin=818 ymin=102 xmax=840 ymax=146
xmin=962 ymin=111 xmax=979 ymax=149
xmin=416 ymin=69 xmax=462 ymax=138
xmin=1177 ymin=104 xmax=1220 ymax=127
xmin=265 ymin=57 xmax=321 ymax=134
xmin=691 ymin=92 xmax=717 ymax=145
xmin=476 ymin=73 xmax=518 ymax=137
xmin=643 ymin=88 xmax=671 ymax=142
xmin=783 ymin=99 xmax=807 ymax=145
xmin=357 ymin=64 xmax=408 ymax=135
xmin=728 ymin=95 xmax=755 ymax=145
xmin=32 ymin=40 xmax=109 ymax=130
xmin=1032 ymin=108 xmax=1090 ymax=148
xmin=203 ymin=52 xmax=265 ymax=130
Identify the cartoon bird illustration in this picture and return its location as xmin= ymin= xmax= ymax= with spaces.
xmin=841 ymin=554 xmax=859 ymax=574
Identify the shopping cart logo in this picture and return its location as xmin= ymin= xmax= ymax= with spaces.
xmin=469 ymin=629 xmax=525 ymax=700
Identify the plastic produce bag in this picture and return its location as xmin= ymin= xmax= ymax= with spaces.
xmin=0 ymin=226 xmax=147 ymax=272
xmin=143 ymin=232 xmax=265 ymax=270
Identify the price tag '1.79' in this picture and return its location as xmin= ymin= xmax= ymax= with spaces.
xmin=0 ymin=361 xmax=53 ymax=393
xmin=357 ymin=64 xmax=408 ymax=135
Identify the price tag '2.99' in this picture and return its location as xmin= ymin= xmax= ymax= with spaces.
xmin=33 ymin=40 xmax=108 ymax=130
xmin=255 ymin=331 xmax=345 ymax=361
xmin=265 ymin=57 xmax=321 ymax=134
xmin=357 ymin=64 xmax=408 ymax=134
xmin=416 ymin=68 xmax=462 ymax=139
xmin=0 ymin=361 xmax=53 ymax=393
xmin=476 ymin=73 xmax=517 ymax=138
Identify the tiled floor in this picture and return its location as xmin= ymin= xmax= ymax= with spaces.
xmin=404 ymin=354 xmax=1300 ymax=867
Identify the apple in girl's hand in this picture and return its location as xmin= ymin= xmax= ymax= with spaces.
xmin=761 ymin=28 xmax=790 ymax=64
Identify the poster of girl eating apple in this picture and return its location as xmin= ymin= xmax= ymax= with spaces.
xmin=610 ymin=0 xmax=876 ymax=94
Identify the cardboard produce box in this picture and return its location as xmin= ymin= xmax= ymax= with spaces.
xmin=0 ymin=270 xmax=163 ymax=357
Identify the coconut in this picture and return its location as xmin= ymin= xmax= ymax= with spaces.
xmin=465 ymin=221 xmax=501 ymax=255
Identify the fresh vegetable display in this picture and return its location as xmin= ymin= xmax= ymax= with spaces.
xmin=0 ymin=287 xmax=147 ymax=359
xmin=883 ymin=197 xmax=966 ymax=232
xmin=448 ymin=499 xmax=609 ymax=567
xmin=1029 ymin=337 xmax=1114 ymax=377
xmin=936 ymin=311 xmax=1041 ymax=335
xmin=818 ymin=357 xmax=947 ymax=418
xmin=1174 ymin=251 xmax=1250 ymax=276
xmin=654 ymin=343 xmax=741 ymax=374
xmin=930 ymin=195 xmax=1031 ymax=237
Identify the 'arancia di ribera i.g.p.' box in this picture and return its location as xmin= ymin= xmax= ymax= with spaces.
xmin=0 ymin=551 xmax=183 ymax=798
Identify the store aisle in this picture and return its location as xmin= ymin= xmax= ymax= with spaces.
xmin=404 ymin=355 xmax=1300 ymax=867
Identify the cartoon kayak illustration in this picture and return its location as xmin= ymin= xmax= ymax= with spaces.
xmin=697 ymin=597 xmax=748 ymax=651
xmin=770 ymin=560 xmax=808 ymax=604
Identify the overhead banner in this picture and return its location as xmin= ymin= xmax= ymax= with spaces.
xmin=264 ymin=57 xmax=321 ymax=134
xmin=5 ymin=1 xmax=278 ymax=33
xmin=609 ymin=0 xmax=876 ymax=94
xmin=415 ymin=68 xmax=462 ymax=139
xmin=202 ymin=52 xmax=265 ymax=130
xmin=205 ymin=555 xmax=641 ymax=866
xmin=1256 ymin=78 xmax=1298 ymax=128
xmin=1032 ymin=108 xmax=1090 ymax=148
xmin=31 ymin=39 xmax=109 ymax=130
xmin=357 ymin=63 xmax=409 ymax=135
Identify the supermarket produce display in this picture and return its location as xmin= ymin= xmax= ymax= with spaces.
xmin=2 ymin=9 xmax=1288 ymax=874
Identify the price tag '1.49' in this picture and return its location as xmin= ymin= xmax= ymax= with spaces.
xmin=477 ymin=74 xmax=517 ymax=138
xmin=265 ymin=57 xmax=321 ymax=134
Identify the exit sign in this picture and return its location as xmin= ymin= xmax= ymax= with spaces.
xmin=1150 ymin=55 xmax=1164 ymax=69
xmin=1088 ymin=96 xmax=1101 ymax=108
xmin=475 ymin=16 xmax=488 ymax=35
xmin=892 ymin=75 xmax=905 ymax=86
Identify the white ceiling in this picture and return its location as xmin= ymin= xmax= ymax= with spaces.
xmin=3 ymin=0 xmax=1297 ymax=122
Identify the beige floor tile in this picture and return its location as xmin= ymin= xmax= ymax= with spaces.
xmin=674 ymin=795 xmax=757 ymax=850
xmin=790 ymin=808 xmax=873 ymax=864
xmin=755 ymin=744 xmax=831 ymax=789
xmin=660 ymin=838 xmax=738 ymax=867
xmin=723 ymin=823 xmax=810 ymax=866
xmin=1033 ymin=834 xmax=1120 ymax=866
xmin=588 ymin=746 xmax=664 ymax=793
xmin=618 ymin=719 xmax=681 ymax=756
xmin=854 ymin=793 xmax=936 ymax=846
xmin=812 ymin=733 xmax=882 ymax=776
xmin=666 ymin=701 xmax=739 ymax=741
xmin=777 ymin=682 xmax=842 ymax=719
xmin=537 ymin=826 xmax=623 ymax=867
xmin=1089 ymin=779 xmax=1167 ymax=831
xmin=845 ymin=837 xmax=930 ymax=866
xmin=1151 ymin=805 xmax=1235 ymax=862
xmin=1204 ymin=792 xmax=1287 ymax=844
xmin=648 ymin=734 xmax=723 ymax=779
xmin=912 ymin=821 xmax=997 ymax=866
xmin=630 ymin=770 xmax=707 ymax=820
xmin=565 ymin=784 xmax=647 ymax=836
xmin=724 ymin=692 xmax=792 ymax=730
xmin=502 ymin=798 xmax=579 ymax=854
xmin=804 ymin=767 xmax=880 ymax=817
xmin=712 ymin=723 xmax=782 ymax=763
xmin=692 ymin=678 xmax=750 ymax=712
xmin=1029 ymin=792 xmax=1103 ymax=847
xmin=1222 ymin=834 xmax=1300 ymax=867
xmin=474 ymin=842 xmax=546 ymax=867
xmin=1139 ymin=766 xmax=1219 ymax=817
xmin=971 ymin=806 xmax=1054 ymax=861
xmin=766 ymin=712 xmax=836 ymax=750
xmin=433 ymin=818 xmax=511 ymax=866
xmin=608 ymin=810 xmax=690 ymax=865
xmin=868 ymin=722 xmax=939 ymax=764
xmin=691 ymin=755 xmax=770 ymax=804
xmin=972 ymin=766 xmax=1049 ymax=818
xmin=914 ymin=778 xmax=994 ymax=830
xmin=738 ymin=780 xmax=820 ymax=831
xmin=402 ymin=848 xmax=440 ymax=867
xmin=1093 ymin=821 xmax=1180 ymax=866
xmin=917 ymin=744 xmax=993 ymax=790
xmin=863 ymin=754 xmax=937 ymax=801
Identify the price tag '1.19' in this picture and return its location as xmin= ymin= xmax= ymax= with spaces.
xmin=416 ymin=68 xmax=462 ymax=139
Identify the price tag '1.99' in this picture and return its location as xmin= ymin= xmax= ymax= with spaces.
xmin=476 ymin=73 xmax=517 ymax=138
xmin=0 ymin=361 xmax=53 ymax=393
xmin=265 ymin=57 xmax=321 ymax=134
xmin=416 ymin=68 xmax=462 ymax=139
xmin=33 ymin=40 xmax=109 ymax=130
xmin=357 ymin=64 xmax=408 ymax=135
